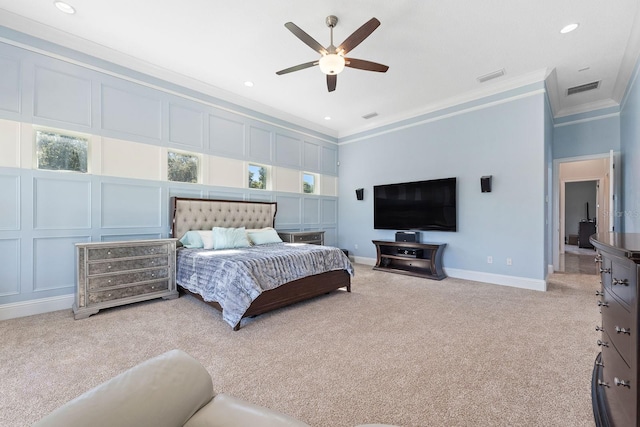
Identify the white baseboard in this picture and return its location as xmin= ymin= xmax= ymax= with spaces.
xmin=444 ymin=267 xmax=547 ymax=291
xmin=0 ymin=295 xmax=74 ymax=321
xmin=353 ymin=256 xmax=547 ymax=291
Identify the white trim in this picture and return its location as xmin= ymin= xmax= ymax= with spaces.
xmin=353 ymin=256 xmax=376 ymax=266
xmin=0 ymin=294 xmax=74 ymax=320
xmin=340 ymin=89 xmax=546 ymax=145
xmin=553 ymin=112 xmax=620 ymax=128
xmin=354 ymin=257 xmax=546 ymax=291
xmin=445 ymin=267 xmax=547 ymax=292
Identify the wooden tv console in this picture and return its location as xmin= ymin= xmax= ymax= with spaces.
xmin=372 ymin=240 xmax=446 ymax=280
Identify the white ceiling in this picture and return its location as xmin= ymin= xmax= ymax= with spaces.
xmin=0 ymin=1 xmax=639 ymax=138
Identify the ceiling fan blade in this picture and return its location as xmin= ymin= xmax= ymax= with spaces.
xmin=345 ymin=58 xmax=389 ymax=73
xmin=337 ymin=18 xmax=380 ymax=55
xmin=284 ymin=22 xmax=328 ymax=55
xmin=327 ymin=74 xmax=337 ymax=92
xmin=276 ymin=61 xmax=318 ymax=75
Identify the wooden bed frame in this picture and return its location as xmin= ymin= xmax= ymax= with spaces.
xmin=170 ymin=197 xmax=351 ymax=330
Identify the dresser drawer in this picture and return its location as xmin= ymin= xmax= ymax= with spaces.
xmin=601 ymin=289 xmax=633 ymax=366
xmin=88 ymin=280 xmax=169 ymax=304
xmin=87 ymin=244 xmax=169 ymax=261
xmin=294 ymin=233 xmax=321 ymax=242
xmin=88 ymin=256 xmax=168 ymax=275
xmin=607 ymin=259 xmax=637 ymax=310
xmin=88 ymin=267 xmax=169 ymax=290
xmin=601 ymin=341 xmax=636 ymax=427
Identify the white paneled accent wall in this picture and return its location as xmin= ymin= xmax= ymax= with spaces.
xmin=0 ymin=37 xmax=341 ymax=319
xmin=0 ymin=119 xmax=19 ymax=168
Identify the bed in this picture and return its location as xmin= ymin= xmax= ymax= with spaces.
xmin=170 ymin=197 xmax=353 ymax=330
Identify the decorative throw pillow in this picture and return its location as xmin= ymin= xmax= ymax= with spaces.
xmin=179 ymin=231 xmax=204 ymax=249
xmin=195 ymin=230 xmax=214 ymax=250
xmin=247 ymin=228 xmax=283 ymax=245
xmin=212 ymin=227 xmax=251 ymax=250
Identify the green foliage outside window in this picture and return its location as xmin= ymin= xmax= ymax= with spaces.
xmin=36 ymin=130 xmax=88 ymax=173
xmin=303 ymin=173 xmax=315 ymax=194
xmin=248 ymin=164 xmax=267 ymax=189
xmin=168 ymin=151 xmax=199 ymax=183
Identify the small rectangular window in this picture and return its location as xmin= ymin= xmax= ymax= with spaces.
xmin=303 ymin=173 xmax=316 ymax=194
xmin=36 ymin=130 xmax=88 ymax=173
xmin=248 ymin=163 xmax=267 ymax=190
xmin=168 ymin=150 xmax=200 ymax=183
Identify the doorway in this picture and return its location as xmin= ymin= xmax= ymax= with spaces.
xmin=553 ymin=154 xmax=612 ymax=273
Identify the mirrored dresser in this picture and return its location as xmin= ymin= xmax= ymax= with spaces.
xmin=73 ymin=239 xmax=178 ymax=319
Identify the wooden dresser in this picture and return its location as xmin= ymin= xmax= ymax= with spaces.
xmin=73 ymin=239 xmax=178 ymax=319
xmin=591 ymin=233 xmax=640 ymax=427
xmin=277 ymin=231 xmax=324 ymax=245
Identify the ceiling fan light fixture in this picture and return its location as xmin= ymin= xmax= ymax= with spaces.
xmin=319 ymin=54 xmax=345 ymax=75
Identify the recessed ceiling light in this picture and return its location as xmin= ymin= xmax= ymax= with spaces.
xmin=324 ymin=116 xmax=331 ymax=121
xmin=244 ymin=81 xmax=254 ymax=87
xmin=54 ymin=1 xmax=76 ymax=14
xmin=560 ymin=23 xmax=579 ymax=34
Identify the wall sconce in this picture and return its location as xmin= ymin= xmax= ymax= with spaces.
xmin=355 ymin=188 xmax=364 ymax=200
xmin=481 ymin=176 xmax=492 ymax=193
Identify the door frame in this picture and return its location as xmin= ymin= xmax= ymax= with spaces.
xmin=552 ymin=153 xmax=611 ymax=271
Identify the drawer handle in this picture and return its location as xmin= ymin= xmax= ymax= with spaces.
xmin=151 ymin=274 xmax=155 ymax=277
xmin=107 ymin=251 xmax=111 ymax=255
xmin=595 ymin=360 xmax=604 ymax=367
xmin=595 ymin=254 xmax=602 ymax=263
xmin=597 ymin=300 xmax=608 ymax=308
xmin=614 ymin=378 xmax=631 ymax=388
xmin=598 ymin=380 xmax=610 ymax=388
xmin=612 ymin=278 xmax=629 ymax=286
xmin=599 ymin=267 xmax=611 ymax=274
xmin=597 ymin=340 xmax=609 ymax=348
xmin=595 ymin=290 xmax=603 ymax=296
xmin=615 ymin=326 xmax=631 ymax=335
xmin=108 ymin=279 xmax=112 ymax=283
xmin=107 ymin=293 xmax=112 ymax=297
xmin=595 ymin=325 xmax=604 ymax=332
xmin=151 ymin=285 xmax=155 ymax=289
xmin=107 ymin=265 xmax=111 ymax=269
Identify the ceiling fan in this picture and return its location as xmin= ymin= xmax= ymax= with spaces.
xmin=276 ymin=15 xmax=389 ymax=92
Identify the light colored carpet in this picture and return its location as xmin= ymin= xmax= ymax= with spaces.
xmin=0 ymin=264 xmax=599 ymax=427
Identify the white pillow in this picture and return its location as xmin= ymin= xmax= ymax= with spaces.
xmin=247 ymin=228 xmax=283 ymax=245
xmin=195 ymin=230 xmax=214 ymax=250
xmin=212 ymin=227 xmax=251 ymax=250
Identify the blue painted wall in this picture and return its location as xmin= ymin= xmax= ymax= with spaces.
xmin=553 ymin=110 xmax=620 ymax=160
xmin=620 ymin=60 xmax=640 ymax=232
xmin=337 ymin=89 xmax=547 ymax=282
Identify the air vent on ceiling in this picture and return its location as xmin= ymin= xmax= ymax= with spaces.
xmin=362 ymin=112 xmax=378 ymax=120
xmin=567 ymin=81 xmax=600 ymax=95
xmin=477 ymin=69 xmax=505 ymax=83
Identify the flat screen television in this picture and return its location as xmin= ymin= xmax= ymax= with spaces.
xmin=373 ymin=177 xmax=457 ymax=231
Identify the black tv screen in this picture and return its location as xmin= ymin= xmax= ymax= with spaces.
xmin=374 ymin=177 xmax=457 ymax=231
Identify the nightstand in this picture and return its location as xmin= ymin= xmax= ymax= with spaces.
xmin=277 ymin=231 xmax=325 ymax=245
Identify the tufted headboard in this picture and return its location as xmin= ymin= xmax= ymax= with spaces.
xmin=170 ymin=197 xmax=277 ymax=240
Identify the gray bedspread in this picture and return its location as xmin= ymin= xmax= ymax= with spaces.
xmin=176 ymin=243 xmax=354 ymax=327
